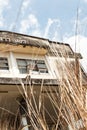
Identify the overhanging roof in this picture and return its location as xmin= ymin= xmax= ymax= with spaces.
xmin=0 ymin=30 xmax=49 ymax=49
xmin=0 ymin=30 xmax=82 ymax=58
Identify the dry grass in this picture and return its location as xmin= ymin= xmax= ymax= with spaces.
xmin=0 ymin=44 xmax=87 ymax=130
xmin=18 ymin=45 xmax=87 ymax=130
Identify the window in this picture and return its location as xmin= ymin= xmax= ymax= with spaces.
xmin=0 ymin=57 xmax=9 ymax=70
xmin=17 ymin=59 xmax=48 ymax=74
xmin=36 ymin=60 xmax=48 ymax=73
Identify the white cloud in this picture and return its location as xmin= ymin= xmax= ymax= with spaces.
xmin=44 ymin=18 xmax=60 ymax=38
xmin=0 ymin=0 xmax=10 ymax=27
xmin=0 ymin=16 xmax=4 ymax=27
xmin=9 ymin=22 xmax=16 ymax=31
xmin=21 ymin=0 xmax=31 ymax=14
xmin=19 ymin=16 xmax=61 ymax=39
xmin=52 ymin=31 xmax=60 ymax=41
xmin=83 ymin=0 xmax=87 ymax=3
xmin=0 ymin=0 xmax=9 ymax=11
xmin=71 ymin=15 xmax=87 ymax=36
xmin=64 ymin=35 xmax=87 ymax=72
xmin=44 ymin=19 xmax=54 ymax=38
xmin=19 ymin=14 xmax=40 ymax=34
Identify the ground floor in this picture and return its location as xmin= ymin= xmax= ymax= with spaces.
xmin=0 ymin=81 xmax=86 ymax=130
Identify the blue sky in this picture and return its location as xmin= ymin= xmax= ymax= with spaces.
xmin=0 ymin=0 xmax=87 ymax=71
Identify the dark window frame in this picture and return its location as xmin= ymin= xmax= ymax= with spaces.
xmin=0 ymin=57 xmax=9 ymax=70
xmin=17 ymin=59 xmax=48 ymax=74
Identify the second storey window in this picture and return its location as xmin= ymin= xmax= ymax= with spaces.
xmin=0 ymin=57 xmax=9 ymax=70
xmin=17 ymin=59 xmax=48 ymax=74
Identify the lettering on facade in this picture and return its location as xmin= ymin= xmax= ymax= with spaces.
xmin=14 ymin=39 xmax=26 ymax=44
xmin=0 ymin=37 xmax=27 ymax=44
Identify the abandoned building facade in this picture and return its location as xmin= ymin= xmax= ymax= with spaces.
xmin=0 ymin=31 xmax=86 ymax=130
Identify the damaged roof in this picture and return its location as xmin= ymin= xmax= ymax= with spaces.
xmin=0 ymin=30 xmax=75 ymax=57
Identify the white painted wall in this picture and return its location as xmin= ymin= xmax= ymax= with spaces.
xmin=0 ymin=51 xmax=75 ymax=80
xmin=0 ymin=52 xmax=58 ymax=79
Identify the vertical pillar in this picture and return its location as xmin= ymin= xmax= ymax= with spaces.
xmin=19 ymin=97 xmax=30 ymax=130
xmin=21 ymin=116 xmax=29 ymax=130
xmin=9 ymin=52 xmax=19 ymax=76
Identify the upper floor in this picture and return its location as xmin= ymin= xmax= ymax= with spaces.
xmin=0 ymin=30 xmax=86 ymax=85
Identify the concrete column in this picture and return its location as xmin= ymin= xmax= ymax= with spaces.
xmin=21 ymin=116 xmax=29 ymax=130
xmin=9 ymin=52 xmax=19 ymax=76
xmin=19 ymin=97 xmax=30 ymax=130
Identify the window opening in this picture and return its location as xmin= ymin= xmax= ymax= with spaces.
xmin=0 ymin=57 xmax=9 ymax=70
xmin=17 ymin=59 xmax=48 ymax=74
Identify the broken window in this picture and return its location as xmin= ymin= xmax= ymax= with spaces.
xmin=0 ymin=57 xmax=9 ymax=70
xmin=17 ymin=59 xmax=48 ymax=74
